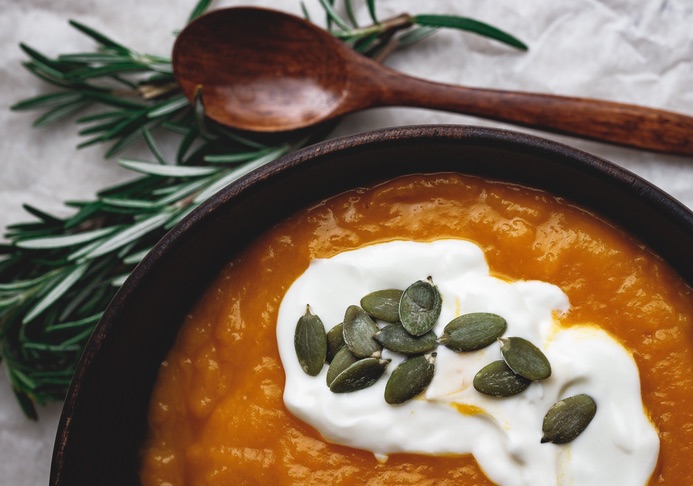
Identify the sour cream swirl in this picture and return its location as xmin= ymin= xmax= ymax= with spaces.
xmin=276 ymin=240 xmax=659 ymax=486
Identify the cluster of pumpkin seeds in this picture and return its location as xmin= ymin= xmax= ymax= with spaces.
xmin=472 ymin=336 xmax=551 ymax=397
xmin=294 ymin=279 xmax=442 ymax=404
xmin=465 ymin=325 xmax=597 ymax=444
xmin=460 ymin=321 xmax=596 ymax=444
xmin=293 ymin=278 xmax=596 ymax=443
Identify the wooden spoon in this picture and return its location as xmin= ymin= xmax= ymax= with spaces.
xmin=172 ymin=7 xmax=693 ymax=156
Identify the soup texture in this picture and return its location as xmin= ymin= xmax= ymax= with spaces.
xmin=141 ymin=173 xmax=693 ymax=485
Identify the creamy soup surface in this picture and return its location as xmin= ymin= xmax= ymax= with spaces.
xmin=141 ymin=173 xmax=693 ymax=485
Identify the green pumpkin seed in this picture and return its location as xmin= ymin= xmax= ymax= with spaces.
xmin=499 ymin=337 xmax=551 ymax=381
xmin=326 ymin=322 xmax=345 ymax=363
xmin=384 ymin=353 xmax=437 ymax=404
xmin=399 ymin=278 xmax=442 ymax=336
xmin=438 ymin=313 xmax=507 ymax=352
xmin=329 ymin=357 xmax=390 ymax=393
xmin=541 ymin=394 xmax=597 ymax=444
xmin=343 ymin=305 xmax=382 ymax=358
xmin=473 ymin=360 xmax=531 ymax=397
xmin=294 ymin=304 xmax=327 ymax=376
xmin=326 ymin=346 xmax=359 ymax=386
xmin=374 ymin=323 xmax=438 ymax=355
xmin=360 ymin=289 xmax=403 ymax=322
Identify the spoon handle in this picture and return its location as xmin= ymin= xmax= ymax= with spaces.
xmin=374 ymin=69 xmax=693 ymax=156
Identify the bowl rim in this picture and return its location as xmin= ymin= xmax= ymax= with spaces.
xmin=50 ymin=124 xmax=693 ymax=483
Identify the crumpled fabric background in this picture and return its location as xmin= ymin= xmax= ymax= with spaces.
xmin=1 ymin=0 xmax=691 ymax=484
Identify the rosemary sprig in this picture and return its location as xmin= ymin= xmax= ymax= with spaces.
xmin=3 ymin=0 xmax=526 ymax=418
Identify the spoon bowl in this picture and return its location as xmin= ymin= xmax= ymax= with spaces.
xmin=173 ymin=7 xmax=693 ymax=155
xmin=173 ymin=7 xmax=352 ymax=131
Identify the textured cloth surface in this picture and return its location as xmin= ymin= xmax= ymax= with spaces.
xmin=1 ymin=0 xmax=691 ymax=484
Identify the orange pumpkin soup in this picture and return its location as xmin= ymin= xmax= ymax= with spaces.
xmin=140 ymin=173 xmax=693 ymax=485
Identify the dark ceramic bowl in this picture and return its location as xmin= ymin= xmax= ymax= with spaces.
xmin=50 ymin=125 xmax=693 ymax=485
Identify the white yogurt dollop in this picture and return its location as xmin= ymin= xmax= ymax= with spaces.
xmin=276 ymin=240 xmax=659 ymax=486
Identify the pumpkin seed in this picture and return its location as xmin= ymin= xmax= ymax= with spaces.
xmin=374 ymin=323 xmax=438 ymax=355
xmin=384 ymin=353 xmax=437 ymax=404
xmin=438 ymin=312 xmax=507 ymax=352
xmin=329 ymin=357 xmax=390 ymax=393
xmin=473 ymin=360 xmax=531 ymax=397
xmin=343 ymin=305 xmax=382 ymax=358
xmin=294 ymin=304 xmax=327 ymax=376
xmin=360 ymin=289 xmax=403 ymax=322
xmin=499 ymin=337 xmax=551 ymax=381
xmin=541 ymin=394 xmax=597 ymax=444
xmin=326 ymin=322 xmax=345 ymax=363
xmin=326 ymin=346 xmax=359 ymax=386
xmin=399 ymin=278 xmax=442 ymax=336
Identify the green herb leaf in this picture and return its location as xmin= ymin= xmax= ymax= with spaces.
xmin=21 ymin=204 xmax=63 ymax=225
xmin=118 ymin=159 xmax=219 ymax=177
xmin=84 ymin=212 xmax=173 ymax=259
xmin=32 ymin=99 xmax=90 ymax=128
xmin=146 ymin=95 xmax=190 ymax=119
xmin=11 ymin=92 xmax=83 ymax=111
xmin=366 ymin=0 xmax=378 ymax=24
xmin=344 ymin=0 xmax=359 ymax=27
xmin=23 ymin=262 xmax=89 ymax=323
xmin=413 ymin=14 xmax=528 ymax=50
xmin=187 ymin=0 xmax=214 ymax=23
xmin=68 ymin=20 xmax=130 ymax=53
xmin=318 ymin=0 xmax=351 ymax=31
xmin=15 ymin=227 xmax=118 ymax=250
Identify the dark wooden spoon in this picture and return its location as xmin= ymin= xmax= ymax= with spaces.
xmin=173 ymin=7 xmax=693 ymax=156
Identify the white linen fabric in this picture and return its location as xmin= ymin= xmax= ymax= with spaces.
xmin=1 ymin=0 xmax=691 ymax=484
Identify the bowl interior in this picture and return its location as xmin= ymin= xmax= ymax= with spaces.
xmin=50 ymin=125 xmax=693 ymax=485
